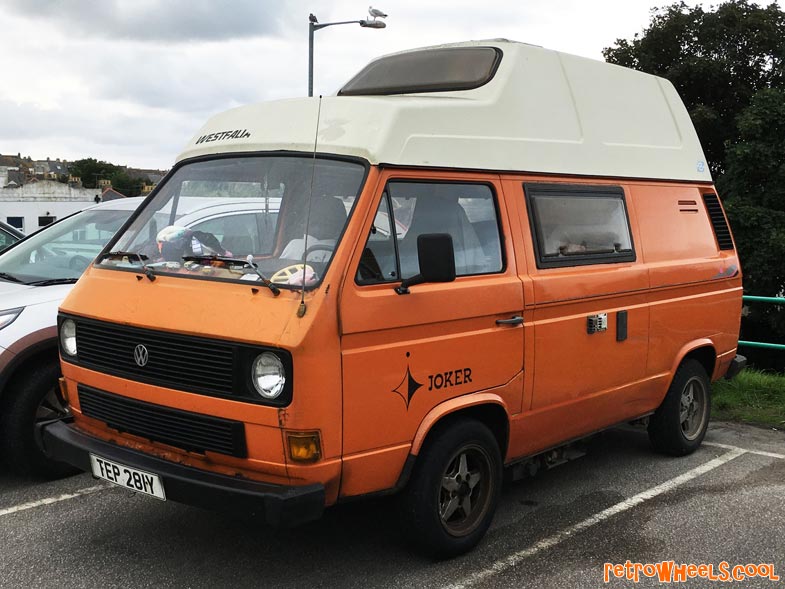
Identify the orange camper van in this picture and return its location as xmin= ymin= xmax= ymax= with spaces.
xmin=41 ymin=40 xmax=745 ymax=557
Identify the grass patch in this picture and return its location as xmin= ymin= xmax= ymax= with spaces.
xmin=712 ymin=369 xmax=785 ymax=427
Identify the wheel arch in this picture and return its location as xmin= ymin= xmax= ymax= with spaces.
xmin=410 ymin=394 xmax=510 ymax=460
xmin=0 ymin=340 xmax=59 ymax=403
xmin=670 ymin=340 xmax=717 ymax=383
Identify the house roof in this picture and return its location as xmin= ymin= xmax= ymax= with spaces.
xmin=0 ymin=155 xmax=22 ymax=167
xmin=101 ymin=186 xmax=127 ymax=201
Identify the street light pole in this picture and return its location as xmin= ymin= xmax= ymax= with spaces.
xmin=309 ymin=21 xmax=315 ymax=97
xmin=308 ymin=13 xmax=387 ymax=97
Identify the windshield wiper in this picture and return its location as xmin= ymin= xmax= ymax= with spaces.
xmin=182 ymin=255 xmax=280 ymax=296
xmin=27 ymin=278 xmax=79 ymax=286
xmin=98 ymin=251 xmax=156 ymax=282
xmin=0 ymin=272 xmax=24 ymax=284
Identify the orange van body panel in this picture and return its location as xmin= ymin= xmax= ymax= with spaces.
xmin=337 ymin=169 xmax=525 ymax=494
xmin=633 ymin=184 xmax=742 ymax=379
xmin=59 ymin=164 xmax=742 ymax=507
xmin=339 ymin=443 xmax=412 ymax=498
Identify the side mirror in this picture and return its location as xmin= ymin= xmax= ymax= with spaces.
xmin=395 ymin=233 xmax=456 ymax=294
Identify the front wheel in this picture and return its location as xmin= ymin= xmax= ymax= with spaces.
xmin=648 ymin=359 xmax=711 ymax=456
xmin=399 ymin=418 xmax=502 ymax=559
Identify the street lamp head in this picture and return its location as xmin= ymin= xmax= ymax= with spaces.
xmin=309 ymin=10 xmax=388 ymax=96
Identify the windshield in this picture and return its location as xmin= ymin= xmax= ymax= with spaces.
xmin=0 ymin=208 xmax=135 ymax=284
xmin=97 ymin=156 xmax=366 ymax=289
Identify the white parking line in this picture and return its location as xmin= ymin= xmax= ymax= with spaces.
xmin=447 ymin=447 xmax=747 ymax=589
xmin=704 ymin=441 xmax=785 ymax=460
xmin=0 ymin=484 xmax=108 ymax=517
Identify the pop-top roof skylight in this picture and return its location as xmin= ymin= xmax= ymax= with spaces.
xmin=338 ymin=46 xmax=502 ymax=96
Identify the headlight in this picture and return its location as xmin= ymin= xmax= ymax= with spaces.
xmin=0 ymin=307 xmax=23 ymax=331
xmin=60 ymin=318 xmax=77 ymax=356
xmin=251 ymin=352 xmax=286 ymax=399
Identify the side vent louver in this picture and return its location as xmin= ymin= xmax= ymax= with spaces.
xmin=678 ymin=199 xmax=698 ymax=213
xmin=702 ymin=194 xmax=734 ymax=250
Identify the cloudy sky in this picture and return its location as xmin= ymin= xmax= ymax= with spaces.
xmin=0 ymin=0 xmax=759 ymax=170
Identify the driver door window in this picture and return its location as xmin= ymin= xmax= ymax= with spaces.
xmin=356 ymin=181 xmax=504 ymax=285
xmin=356 ymin=192 xmax=399 ymax=284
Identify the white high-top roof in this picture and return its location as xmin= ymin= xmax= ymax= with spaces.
xmin=178 ymin=40 xmax=711 ymax=183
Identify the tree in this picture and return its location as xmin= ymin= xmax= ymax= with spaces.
xmin=603 ymin=0 xmax=785 ymax=175
xmin=68 ymin=158 xmax=120 ymax=189
xmin=721 ymin=89 xmax=785 ymax=338
xmin=721 ymin=88 xmax=785 ymax=212
xmin=110 ymin=170 xmax=149 ymax=197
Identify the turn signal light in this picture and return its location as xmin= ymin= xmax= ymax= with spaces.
xmin=58 ymin=377 xmax=70 ymax=404
xmin=286 ymin=431 xmax=322 ymax=463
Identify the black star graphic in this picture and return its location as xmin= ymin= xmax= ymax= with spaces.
xmin=393 ymin=365 xmax=423 ymax=408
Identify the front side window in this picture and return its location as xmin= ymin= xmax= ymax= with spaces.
xmin=97 ymin=156 xmax=365 ymax=289
xmin=525 ymin=183 xmax=635 ymax=268
xmin=357 ymin=181 xmax=503 ymax=284
xmin=0 ymin=208 xmax=135 ymax=283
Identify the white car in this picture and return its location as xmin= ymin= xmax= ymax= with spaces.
xmin=0 ymin=196 xmax=279 ymax=477
xmin=0 ymin=221 xmax=24 ymax=253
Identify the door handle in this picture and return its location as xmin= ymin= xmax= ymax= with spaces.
xmin=496 ymin=316 xmax=523 ymax=326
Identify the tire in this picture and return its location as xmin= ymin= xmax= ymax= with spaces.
xmin=399 ymin=418 xmax=502 ymax=559
xmin=0 ymin=361 xmax=78 ymax=479
xmin=648 ymin=359 xmax=711 ymax=456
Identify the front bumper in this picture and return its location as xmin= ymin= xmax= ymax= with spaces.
xmin=37 ymin=419 xmax=325 ymax=527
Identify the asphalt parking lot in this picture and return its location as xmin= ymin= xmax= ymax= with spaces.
xmin=1 ymin=421 xmax=783 ymax=589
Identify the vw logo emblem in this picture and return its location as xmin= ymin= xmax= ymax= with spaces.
xmin=133 ymin=344 xmax=149 ymax=367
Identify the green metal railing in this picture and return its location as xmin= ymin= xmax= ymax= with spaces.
xmin=738 ymin=295 xmax=785 ymax=351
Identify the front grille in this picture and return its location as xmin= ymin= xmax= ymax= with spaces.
xmin=79 ymin=385 xmax=247 ymax=457
xmin=76 ymin=319 xmax=236 ymax=396
xmin=61 ymin=316 xmax=293 ymax=406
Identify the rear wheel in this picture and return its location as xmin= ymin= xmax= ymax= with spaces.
xmin=1 ymin=361 xmax=77 ymax=479
xmin=648 ymin=359 xmax=711 ymax=456
xmin=399 ymin=418 xmax=502 ymax=559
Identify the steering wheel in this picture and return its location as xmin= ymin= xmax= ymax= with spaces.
xmin=30 ymin=246 xmax=52 ymax=264
xmin=271 ymin=263 xmax=316 ymax=284
xmin=68 ymin=256 xmax=90 ymax=272
xmin=303 ymin=243 xmax=335 ymax=259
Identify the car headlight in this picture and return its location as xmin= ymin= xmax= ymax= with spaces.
xmin=251 ymin=352 xmax=285 ymax=399
xmin=0 ymin=307 xmax=23 ymax=331
xmin=60 ymin=318 xmax=77 ymax=356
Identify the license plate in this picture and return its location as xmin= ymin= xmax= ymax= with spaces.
xmin=89 ymin=454 xmax=166 ymax=501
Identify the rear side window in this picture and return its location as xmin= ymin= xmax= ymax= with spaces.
xmin=339 ymin=47 xmax=502 ymax=96
xmin=524 ymin=183 xmax=635 ymax=268
xmin=356 ymin=181 xmax=503 ymax=284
